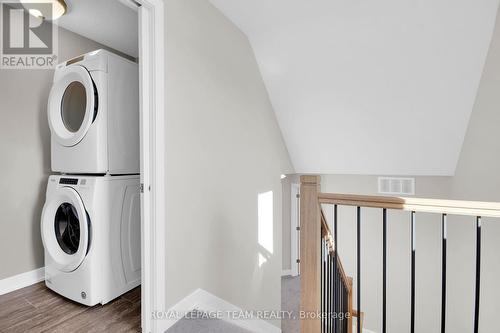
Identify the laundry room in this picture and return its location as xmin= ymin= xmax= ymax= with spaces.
xmin=0 ymin=0 xmax=144 ymax=331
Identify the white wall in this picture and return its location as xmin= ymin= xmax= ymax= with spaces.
xmin=0 ymin=28 xmax=109 ymax=280
xmin=447 ymin=4 xmax=500 ymax=332
xmin=452 ymin=6 xmax=500 ymax=203
xmin=165 ymin=0 xmax=293 ymax=327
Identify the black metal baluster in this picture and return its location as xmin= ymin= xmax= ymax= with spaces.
xmin=339 ymin=275 xmax=342 ymax=333
xmin=411 ymin=211 xmax=416 ymax=333
xmin=344 ymin=283 xmax=347 ymax=333
xmin=342 ymin=276 xmax=345 ymax=333
xmin=325 ymin=250 xmax=328 ymax=333
xmin=332 ymin=258 xmax=336 ymax=331
xmin=327 ymin=250 xmax=331 ymax=333
xmin=333 ymin=256 xmax=335 ymax=333
xmin=342 ymin=272 xmax=345 ymax=333
xmin=338 ymin=261 xmax=341 ymax=332
xmin=357 ymin=206 xmax=361 ymax=333
xmin=326 ymin=239 xmax=329 ymax=333
xmin=339 ymin=280 xmax=342 ymax=333
xmin=333 ymin=255 xmax=340 ymax=332
xmin=340 ymin=282 xmax=344 ymax=333
xmin=326 ymin=254 xmax=329 ymax=333
xmin=334 ymin=259 xmax=337 ymax=333
xmin=474 ymin=216 xmax=482 ymax=333
xmin=441 ymin=214 xmax=447 ymax=333
xmin=383 ymin=208 xmax=387 ymax=333
xmin=346 ymin=284 xmax=348 ymax=333
xmin=329 ymin=253 xmax=332 ymax=333
xmin=330 ymin=255 xmax=333 ymax=333
xmin=340 ymin=259 xmax=343 ymax=332
xmin=333 ymin=205 xmax=338 ymax=333
xmin=322 ymin=237 xmax=325 ymax=333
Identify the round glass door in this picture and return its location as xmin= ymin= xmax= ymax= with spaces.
xmin=61 ymin=82 xmax=87 ymax=133
xmin=41 ymin=187 xmax=90 ymax=272
xmin=47 ymin=65 xmax=97 ymax=147
xmin=54 ymin=203 xmax=81 ymax=254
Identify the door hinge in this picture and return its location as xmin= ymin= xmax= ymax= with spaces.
xmin=296 ymin=194 xmax=300 ymax=198
xmin=140 ymin=183 xmax=144 ymax=193
xmin=296 ymin=226 xmax=300 ymax=231
xmin=296 ymin=259 xmax=300 ymax=264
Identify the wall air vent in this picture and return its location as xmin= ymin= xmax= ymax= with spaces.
xmin=378 ymin=177 xmax=415 ymax=196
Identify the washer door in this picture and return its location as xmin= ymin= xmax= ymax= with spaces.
xmin=41 ymin=187 xmax=90 ymax=272
xmin=47 ymin=65 xmax=97 ymax=147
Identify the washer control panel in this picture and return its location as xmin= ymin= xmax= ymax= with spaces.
xmin=59 ymin=178 xmax=79 ymax=185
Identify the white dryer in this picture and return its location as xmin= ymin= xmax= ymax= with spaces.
xmin=48 ymin=49 xmax=139 ymax=174
xmin=41 ymin=175 xmax=141 ymax=306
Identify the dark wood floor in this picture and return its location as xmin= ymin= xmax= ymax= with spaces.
xmin=0 ymin=282 xmax=141 ymax=332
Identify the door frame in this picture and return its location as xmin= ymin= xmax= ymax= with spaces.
xmin=290 ymin=183 xmax=300 ymax=277
xmin=135 ymin=0 xmax=165 ymax=332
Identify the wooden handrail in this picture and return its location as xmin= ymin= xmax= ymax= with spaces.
xmin=319 ymin=193 xmax=500 ymax=218
xmin=320 ymin=210 xmax=334 ymax=253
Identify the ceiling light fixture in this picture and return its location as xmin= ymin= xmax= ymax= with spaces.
xmin=20 ymin=0 xmax=67 ymax=20
xmin=28 ymin=8 xmax=44 ymax=19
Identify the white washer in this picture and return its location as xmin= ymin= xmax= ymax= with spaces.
xmin=48 ymin=49 xmax=139 ymax=174
xmin=41 ymin=175 xmax=141 ymax=306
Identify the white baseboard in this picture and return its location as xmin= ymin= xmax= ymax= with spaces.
xmin=158 ymin=288 xmax=281 ymax=333
xmin=0 ymin=267 xmax=45 ymax=295
xmin=281 ymin=269 xmax=292 ymax=277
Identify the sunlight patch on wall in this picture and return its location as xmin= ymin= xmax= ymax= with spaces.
xmin=258 ymin=253 xmax=267 ymax=267
xmin=258 ymin=191 xmax=274 ymax=255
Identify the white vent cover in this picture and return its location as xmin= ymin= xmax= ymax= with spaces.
xmin=378 ymin=177 xmax=415 ymax=195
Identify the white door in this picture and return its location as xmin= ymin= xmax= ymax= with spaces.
xmin=47 ymin=65 xmax=97 ymax=147
xmin=41 ymin=187 xmax=90 ymax=272
xmin=291 ymin=183 xmax=300 ymax=276
xmin=121 ymin=184 xmax=141 ymax=283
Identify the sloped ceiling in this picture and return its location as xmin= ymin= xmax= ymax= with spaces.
xmin=56 ymin=0 xmax=138 ymax=58
xmin=210 ymin=0 xmax=499 ymax=175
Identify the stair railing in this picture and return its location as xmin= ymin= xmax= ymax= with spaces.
xmin=320 ymin=208 xmax=355 ymax=333
xmin=299 ymin=175 xmax=500 ymax=333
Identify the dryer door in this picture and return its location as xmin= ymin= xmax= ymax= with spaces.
xmin=41 ymin=187 xmax=90 ymax=272
xmin=47 ymin=65 xmax=97 ymax=147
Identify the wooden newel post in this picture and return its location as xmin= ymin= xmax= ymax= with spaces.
xmin=300 ymin=175 xmax=322 ymax=333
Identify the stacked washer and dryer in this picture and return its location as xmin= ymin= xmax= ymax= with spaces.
xmin=41 ymin=50 xmax=141 ymax=306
